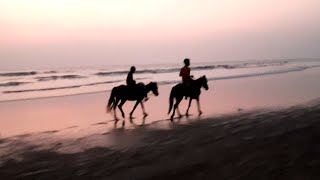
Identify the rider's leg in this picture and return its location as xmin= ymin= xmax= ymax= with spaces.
xmin=184 ymin=83 xmax=190 ymax=100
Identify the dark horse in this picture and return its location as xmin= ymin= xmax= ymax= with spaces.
xmin=107 ymin=82 xmax=159 ymax=120
xmin=168 ymin=76 xmax=209 ymax=120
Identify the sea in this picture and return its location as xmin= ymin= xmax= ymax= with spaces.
xmin=1 ymin=59 xmax=320 ymax=102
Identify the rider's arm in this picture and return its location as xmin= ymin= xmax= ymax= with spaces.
xmin=187 ymin=68 xmax=194 ymax=79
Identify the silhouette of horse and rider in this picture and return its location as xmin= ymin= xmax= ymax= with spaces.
xmin=106 ymin=58 xmax=209 ymax=121
xmin=107 ymin=66 xmax=159 ymax=120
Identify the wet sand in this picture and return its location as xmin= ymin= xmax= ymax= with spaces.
xmin=1 ymin=101 xmax=320 ymax=179
xmin=0 ymin=67 xmax=320 ymax=138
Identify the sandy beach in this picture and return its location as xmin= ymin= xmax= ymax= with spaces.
xmin=1 ymin=99 xmax=320 ymax=179
xmin=0 ymin=67 xmax=320 ymax=179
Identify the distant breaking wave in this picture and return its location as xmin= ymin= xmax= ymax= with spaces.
xmin=95 ymin=61 xmax=288 ymax=76
xmin=0 ymin=82 xmax=31 ymax=87
xmin=208 ymin=66 xmax=311 ymax=81
xmin=43 ymin=71 xmax=58 ymax=74
xmin=95 ymin=65 xmax=234 ymax=76
xmin=35 ymin=75 xmax=86 ymax=81
xmin=0 ymin=71 xmax=37 ymax=77
xmin=3 ymin=80 xmax=123 ymax=94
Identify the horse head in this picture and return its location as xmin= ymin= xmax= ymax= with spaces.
xmin=146 ymin=82 xmax=159 ymax=96
xmin=200 ymin=76 xmax=209 ymax=90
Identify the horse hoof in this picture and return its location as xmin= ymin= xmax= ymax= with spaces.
xmin=143 ymin=113 xmax=148 ymax=117
xmin=199 ymin=111 xmax=203 ymax=116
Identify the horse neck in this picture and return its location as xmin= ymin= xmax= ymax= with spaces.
xmin=145 ymin=84 xmax=152 ymax=93
xmin=194 ymin=79 xmax=203 ymax=88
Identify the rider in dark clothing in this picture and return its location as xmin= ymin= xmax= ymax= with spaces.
xmin=126 ymin=66 xmax=149 ymax=101
xmin=126 ymin=66 xmax=136 ymax=87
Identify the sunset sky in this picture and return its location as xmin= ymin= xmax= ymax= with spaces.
xmin=1 ymin=0 xmax=320 ymax=70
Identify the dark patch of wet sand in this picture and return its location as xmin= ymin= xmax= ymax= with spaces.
xmin=1 ymin=102 xmax=320 ymax=179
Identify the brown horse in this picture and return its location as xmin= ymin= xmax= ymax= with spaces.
xmin=107 ymin=82 xmax=159 ymax=120
xmin=168 ymin=76 xmax=209 ymax=120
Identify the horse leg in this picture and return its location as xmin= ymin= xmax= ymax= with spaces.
xmin=113 ymin=98 xmax=120 ymax=120
xmin=196 ymin=97 xmax=202 ymax=115
xmin=129 ymin=100 xmax=140 ymax=118
xmin=186 ymin=98 xmax=193 ymax=116
xmin=171 ymin=96 xmax=183 ymax=120
xmin=177 ymin=107 xmax=182 ymax=117
xmin=118 ymin=99 xmax=126 ymax=118
xmin=140 ymin=101 xmax=148 ymax=117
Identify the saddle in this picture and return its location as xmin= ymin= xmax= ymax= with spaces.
xmin=180 ymin=83 xmax=191 ymax=98
xmin=126 ymin=83 xmax=147 ymax=99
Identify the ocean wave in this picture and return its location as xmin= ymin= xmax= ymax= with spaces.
xmin=44 ymin=71 xmax=58 ymax=74
xmin=1 ymin=64 xmax=317 ymax=101
xmin=95 ymin=61 xmax=288 ymax=76
xmin=35 ymin=75 xmax=86 ymax=81
xmin=3 ymin=80 xmax=123 ymax=94
xmin=0 ymin=82 xmax=30 ymax=87
xmin=159 ymin=65 xmax=312 ymax=85
xmin=95 ymin=67 xmax=214 ymax=76
xmin=208 ymin=66 xmax=310 ymax=81
xmin=0 ymin=71 xmax=37 ymax=77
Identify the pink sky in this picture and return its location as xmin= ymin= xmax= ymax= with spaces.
xmin=1 ymin=0 xmax=320 ymax=70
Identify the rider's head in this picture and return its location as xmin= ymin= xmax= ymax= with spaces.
xmin=130 ymin=66 xmax=136 ymax=73
xmin=184 ymin=58 xmax=190 ymax=67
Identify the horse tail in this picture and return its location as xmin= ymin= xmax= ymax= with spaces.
xmin=168 ymin=87 xmax=175 ymax=114
xmin=107 ymin=87 xmax=116 ymax=113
